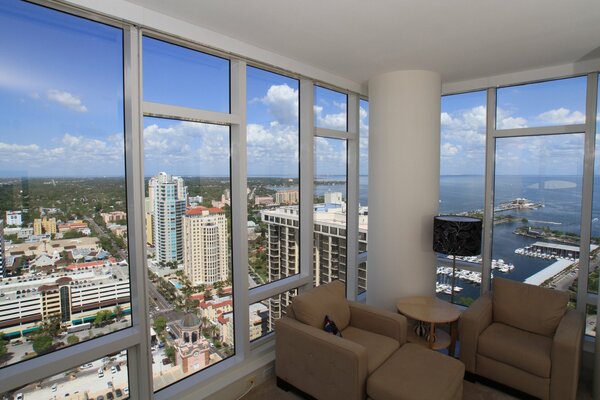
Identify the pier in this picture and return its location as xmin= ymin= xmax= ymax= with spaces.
xmin=524 ymin=259 xmax=574 ymax=286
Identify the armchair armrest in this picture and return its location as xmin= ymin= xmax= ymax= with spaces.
xmin=275 ymin=316 xmax=368 ymax=400
xmin=550 ymin=309 xmax=584 ymax=400
xmin=459 ymin=292 xmax=492 ymax=373
xmin=348 ymin=301 xmax=407 ymax=345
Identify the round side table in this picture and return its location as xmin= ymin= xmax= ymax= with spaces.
xmin=397 ymin=296 xmax=461 ymax=356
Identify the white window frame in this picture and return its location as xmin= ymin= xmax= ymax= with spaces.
xmin=0 ymin=2 xmax=367 ymax=399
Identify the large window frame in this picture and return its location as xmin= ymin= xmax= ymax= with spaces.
xmin=440 ymin=73 xmax=599 ymax=350
xmin=0 ymin=2 xmax=367 ymax=398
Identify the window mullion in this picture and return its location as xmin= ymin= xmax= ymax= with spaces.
xmin=124 ymin=25 xmax=153 ymax=400
xmin=481 ymin=88 xmax=496 ymax=294
xmin=299 ymin=79 xmax=315 ymax=290
xmin=230 ymin=59 xmax=250 ymax=357
xmin=346 ymin=93 xmax=360 ymax=300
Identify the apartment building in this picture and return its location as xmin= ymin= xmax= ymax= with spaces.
xmin=183 ymin=206 xmax=229 ymax=285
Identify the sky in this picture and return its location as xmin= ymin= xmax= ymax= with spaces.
xmin=1 ymin=0 xmax=597 ymax=180
xmin=441 ymin=76 xmax=598 ymax=176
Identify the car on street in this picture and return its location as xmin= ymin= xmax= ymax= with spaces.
xmin=80 ymin=363 xmax=93 ymax=369
xmin=124 ymin=387 xmax=129 ymax=395
xmin=15 ymin=394 xmax=23 ymax=400
xmin=51 ymin=383 xmax=57 ymax=392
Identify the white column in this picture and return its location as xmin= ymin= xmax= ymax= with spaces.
xmin=367 ymin=70 xmax=441 ymax=311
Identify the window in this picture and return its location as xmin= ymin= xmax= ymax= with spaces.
xmin=492 ymin=134 xmax=584 ymax=307
xmin=314 ymin=86 xmax=348 ymax=131
xmin=143 ymin=117 xmax=233 ymax=391
xmin=1 ymin=351 xmax=130 ymax=399
xmin=0 ymin=1 xmax=365 ymax=397
xmin=496 ymin=76 xmax=587 ymax=130
xmin=142 ymin=36 xmax=230 ymax=113
xmin=314 ymin=138 xmax=348 ymax=285
xmin=246 ymin=66 xmax=299 ymax=287
xmin=438 ymin=91 xmax=486 ymax=305
xmin=0 ymin=0 xmax=131 ymax=368
xmin=358 ymin=99 xmax=369 ymax=294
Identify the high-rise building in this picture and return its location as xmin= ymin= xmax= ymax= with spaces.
xmin=149 ymin=172 xmax=187 ymax=264
xmin=145 ymin=212 xmax=154 ymax=246
xmin=183 ymin=206 xmax=229 ymax=285
xmin=261 ymin=204 xmax=367 ymax=329
xmin=0 ymin=219 xmax=5 ymax=277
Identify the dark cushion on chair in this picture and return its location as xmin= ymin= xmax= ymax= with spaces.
xmin=292 ymin=280 xmax=351 ymax=330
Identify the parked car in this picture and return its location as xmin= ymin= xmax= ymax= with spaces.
xmin=115 ymin=388 xmax=123 ymax=398
xmin=106 ymin=392 xmax=114 ymax=400
xmin=51 ymin=383 xmax=57 ymax=392
xmin=111 ymin=366 xmax=117 ymax=374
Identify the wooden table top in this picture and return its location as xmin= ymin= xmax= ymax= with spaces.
xmin=397 ymin=296 xmax=461 ymax=324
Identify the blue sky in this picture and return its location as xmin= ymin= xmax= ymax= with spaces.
xmin=0 ymin=0 xmax=363 ymax=178
xmin=441 ymin=76 xmax=598 ymax=176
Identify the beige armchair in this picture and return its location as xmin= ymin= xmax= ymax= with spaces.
xmin=460 ymin=277 xmax=583 ymax=400
xmin=275 ymin=280 xmax=407 ymax=400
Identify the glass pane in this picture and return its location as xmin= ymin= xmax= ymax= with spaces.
xmin=358 ymin=100 xmax=369 ymax=295
xmin=249 ymin=289 xmax=298 ymax=341
xmin=2 ymin=351 xmax=130 ymax=399
xmin=314 ymin=138 xmax=347 ymax=285
xmin=314 ymin=86 xmax=347 ymax=131
xmin=438 ymin=91 xmax=486 ymax=305
xmin=143 ymin=117 xmax=233 ymax=391
xmin=0 ymin=0 xmax=130 ymax=368
xmin=586 ymin=304 xmax=597 ymax=338
xmin=590 ymin=81 xmax=600 ymax=294
xmin=496 ymin=76 xmax=587 ymax=129
xmin=143 ymin=36 xmax=230 ymax=113
xmin=246 ymin=66 xmax=299 ymax=287
xmin=492 ymin=134 xmax=583 ymax=309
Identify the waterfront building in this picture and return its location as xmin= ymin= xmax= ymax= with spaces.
xmin=183 ymin=206 xmax=229 ymax=285
xmin=530 ymin=242 xmax=599 ymax=259
xmin=150 ymin=172 xmax=188 ymax=264
xmin=5 ymin=211 xmax=22 ymax=227
xmin=261 ymin=205 xmax=368 ymax=329
xmin=324 ymin=192 xmax=343 ymax=204
xmin=275 ymin=190 xmax=299 ymax=205
xmin=0 ymin=264 xmax=130 ymax=336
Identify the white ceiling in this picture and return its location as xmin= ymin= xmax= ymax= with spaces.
xmin=124 ymin=0 xmax=600 ymax=86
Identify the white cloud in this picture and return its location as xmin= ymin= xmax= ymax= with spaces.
xmin=497 ymin=116 xmax=528 ymax=129
xmin=47 ymin=89 xmax=88 ymax=112
xmin=259 ymin=84 xmax=298 ymax=125
xmin=537 ymin=108 xmax=585 ymax=125
xmin=441 ymin=142 xmax=461 ymax=156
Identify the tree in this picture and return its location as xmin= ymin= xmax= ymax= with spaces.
xmin=153 ymin=316 xmax=167 ymax=337
xmin=94 ymin=310 xmax=112 ymax=328
xmin=113 ymin=305 xmax=124 ymax=321
xmin=40 ymin=315 xmax=62 ymax=338
xmin=67 ymin=335 xmax=80 ymax=345
xmin=165 ymin=346 xmax=176 ymax=364
xmin=33 ymin=335 xmax=53 ymax=355
xmin=0 ymin=332 xmax=7 ymax=358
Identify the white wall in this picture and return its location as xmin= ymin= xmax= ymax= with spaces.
xmin=367 ymin=70 xmax=441 ymax=311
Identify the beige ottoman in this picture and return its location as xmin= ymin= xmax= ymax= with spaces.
xmin=367 ymin=343 xmax=464 ymax=400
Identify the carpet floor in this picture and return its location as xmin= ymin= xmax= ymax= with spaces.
xmin=242 ymin=372 xmax=593 ymax=400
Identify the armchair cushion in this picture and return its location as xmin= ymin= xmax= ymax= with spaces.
xmin=478 ymin=322 xmax=552 ymax=378
xmin=341 ymin=326 xmax=399 ymax=374
xmin=492 ymin=277 xmax=568 ymax=337
xmin=292 ymin=280 xmax=351 ymax=330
